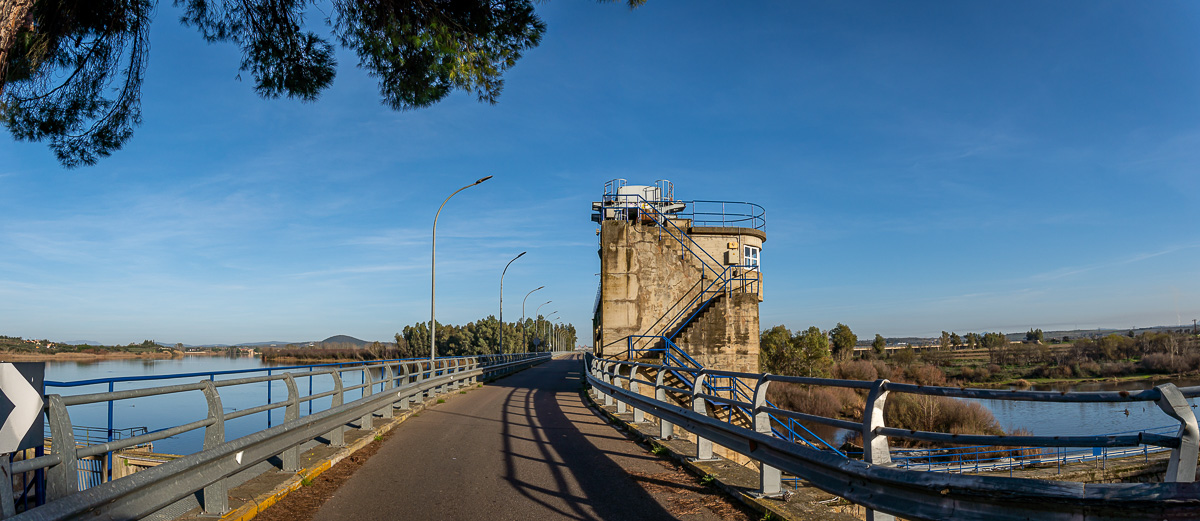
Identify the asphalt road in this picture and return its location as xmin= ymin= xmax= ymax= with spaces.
xmin=310 ymin=354 xmax=740 ymax=521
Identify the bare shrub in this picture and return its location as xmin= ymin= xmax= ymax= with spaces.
xmin=1100 ymin=361 xmax=1135 ymax=377
xmin=885 ymin=394 xmax=1002 ymax=438
xmin=834 ymin=360 xmax=878 ymax=381
xmin=1035 ymin=364 xmax=1071 ymax=379
xmin=904 ymin=364 xmax=947 ymax=386
xmin=768 ymin=383 xmax=865 ymax=422
xmin=959 ymin=366 xmax=977 ymax=381
xmin=1075 ymin=361 xmax=1101 ymax=378
xmin=1138 ymin=353 xmax=1200 ymax=374
xmin=871 ymin=360 xmax=894 ymax=380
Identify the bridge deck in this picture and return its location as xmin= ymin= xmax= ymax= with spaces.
xmin=309 ymin=354 xmax=749 ymax=521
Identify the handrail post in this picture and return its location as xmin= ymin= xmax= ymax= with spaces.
xmin=282 ymin=373 xmax=300 ymax=472
xmin=416 ymin=361 xmax=428 ymax=400
xmin=326 ymin=370 xmax=345 ymax=447
xmin=1155 ymin=383 xmax=1198 ymax=482
xmin=433 ymin=360 xmax=444 ymax=396
xmin=590 ymin=357 xmax=601 ymax=400
xmin=379 ymin=364 xmax=394 ymax=419
xmin=629 ymin=367 xmax=644 ymax=423
xmin=615 ymin=365 xmax=628 ymax=414
xmin=360 ymin=366 xmax=375 ymax=430
xmin=752 ymin=375 xmax=781 ymax=497
xmin=691 ymin=371 xmax=716 ymax=461
xmin=200 ymin=381 xmax=229 ymax=514
xmin=603 ymin=362 xmax=615 ymax=406
xmin=655 ymin=368 xmax=673 ymax=439
xmin=864 ymin=379 xmax=895 ymax=521
xmin=397 ymin=363 xmax=412 ymax=411
xmin=46 ymin=395 xmax=78 ymax=500
xmin=0 ymin=456 xmax=13 ymax=518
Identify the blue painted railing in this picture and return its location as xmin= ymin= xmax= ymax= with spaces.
xmin=626 ymin=336 xmax=844 ymax=457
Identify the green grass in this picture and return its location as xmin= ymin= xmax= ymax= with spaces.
xmin=459 ymin=390 xmax=467 ymax=394
xmin=700 ymin=474 xmax=716 ymax=486
xmin=650 ymin=445 xmax=667 ymax=456
xmin=374 ymin=434 xmax=382 ymax=442
xmin=436 ymin=398 xmax=445 ymax=404
xmin=301 ymin=477 xmax=313 ymax=487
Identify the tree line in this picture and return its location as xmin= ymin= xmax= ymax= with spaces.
xmin=396 ymin=315 xmax=577 ymax=358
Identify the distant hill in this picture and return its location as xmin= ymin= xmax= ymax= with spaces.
xmin=320 ymin=335 xmax=369 ymax=347
xmin=63 ymin=340 xmax=103 ymax=346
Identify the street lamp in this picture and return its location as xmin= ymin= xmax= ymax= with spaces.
xmin=543 ymin=311 xmax=559 ymax=352
xmin=521 ymin=286 xmax=544 ymax=354
xmin=431 ymin=176 xmax=492 ymax=360
xmin=534 ymin=300 xmax=551 ymax=353
xmin=499 ymin=251 xmax=527 ymax=354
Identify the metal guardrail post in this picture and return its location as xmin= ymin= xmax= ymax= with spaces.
xmin=629 ymin=368 xmax=644 ymax=423
xmin=864 ymin=379 xmax=895 ymax=521
xmin=200 ymin=381 xmax=229 ymax=514
xmin=327 ymin=370 xmax=345 ymax=447
xmin=379 ymin=364 xmax=394 ymax=419
xmin=616 ymin=365 xmax=628 ymax=414
xmin=282 ymin=373 xmax=300 ymax=472
xmin=433 ymin=360 xmax=443 ymax=396
xmin=46 ymin=395 xmax=78 ymax=500
xmin=691 ymin=371 xmax=717 ymax=461
xmin=655 ymin=369 xmax=673 ymax=439
xmin=415 ymin=362 xmax=427 ymax=401
xmin=603 ymin=362 xmax=615 ymax=406
xmin=360 ymin=367 xmax=375 ymax=431
xmin=1154 ymin=383 xmax=1198 ymax=482
xmin=397 ymin=364 xmax=412 ymax=411
xmin=0 ymin=457 xmax=14 ymax=518
xmin=589 ymin=358 xmax=601 ymax=400
xmin=752 ymin=375 xmax=782 ymax=497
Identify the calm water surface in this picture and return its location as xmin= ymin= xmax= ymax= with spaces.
xmin=45 ymin=355 xmax=370 ymax=455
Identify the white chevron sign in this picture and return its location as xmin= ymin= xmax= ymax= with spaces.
xmin=0 ymin=363 xmax=44 ymax=453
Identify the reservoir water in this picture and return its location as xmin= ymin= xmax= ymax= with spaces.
xmin=42 ymin=356 xmax=1200 ymax=454
xmin=44 ymin=355 xmax=373 ymax=455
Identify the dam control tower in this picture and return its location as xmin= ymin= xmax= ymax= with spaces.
xmin=590 ymin=179 xmax=765 ymax=373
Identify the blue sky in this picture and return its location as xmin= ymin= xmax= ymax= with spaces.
xmin=2 ymin=1 xmax=1199 ymax=345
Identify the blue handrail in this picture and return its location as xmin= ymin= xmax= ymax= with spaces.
xmin=627 ymin=336 xmax=844 ymax=456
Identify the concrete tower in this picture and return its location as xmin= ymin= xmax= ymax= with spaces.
xmin=590 ymin=180 xmax=765 ymax=373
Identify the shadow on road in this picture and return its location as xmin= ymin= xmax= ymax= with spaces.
xmin=489 ymin=355 xmax=680 ymax=520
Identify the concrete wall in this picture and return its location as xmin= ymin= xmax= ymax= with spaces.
xmin=594 ymin=219 xmax=764 ymax=374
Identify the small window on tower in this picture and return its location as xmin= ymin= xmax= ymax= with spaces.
xmin=743 ymin=245 xmax=760 ymax=269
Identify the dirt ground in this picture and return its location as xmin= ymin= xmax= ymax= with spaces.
xmin=252 ymin=428 xmax=399 ymax=521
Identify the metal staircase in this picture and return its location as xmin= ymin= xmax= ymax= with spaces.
xmin=594 ymin=180 xmax=842 ymax=456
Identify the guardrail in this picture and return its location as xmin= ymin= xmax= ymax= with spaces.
xmin=2 ymin=352 xmax=553 ymax=520
xmin=586 ymin=354 xmax=1200 ymax=520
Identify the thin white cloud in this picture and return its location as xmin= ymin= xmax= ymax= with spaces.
xmin=1028 ymin=244 xmax=1197 ymax=282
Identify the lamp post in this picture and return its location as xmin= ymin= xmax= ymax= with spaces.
xmin=431 ymin=176 xmax=492 ymax=360
xmin=499 ymin=251 xmax=526 ymax=354
xmin=545 ymin=311 xmax=558 ymax=352
xmin=534 ymin=301 xmax=551 ymax=352
xmin=521 ymin=286 xmax=544 ymax=354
